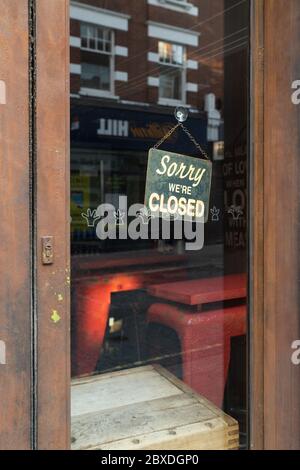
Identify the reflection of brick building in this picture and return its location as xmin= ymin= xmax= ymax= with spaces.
xmin=69 ymin=0 xmax=249 ymax=255
xmin=70 ymin=0 xmax=225 ymax=111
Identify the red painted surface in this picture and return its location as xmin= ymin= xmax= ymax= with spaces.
xmin=72 ymin=275 xmax=143 ymax=376
xmin=148 ymin=273 xmax=247 ymax=305
xmin=147 ymin=303 xmax=247 ymax=407
xmin=72 ymin=266 xmax=188 ymax=376
xmin=72 ymin=271 xmax=247 ymax=384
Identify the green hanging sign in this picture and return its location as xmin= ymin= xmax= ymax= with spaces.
xmin=145 ymin=148 xmax=212 ymax=222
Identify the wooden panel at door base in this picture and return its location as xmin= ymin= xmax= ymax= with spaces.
xmin=71 ymin=366 xmax=239 ymax=450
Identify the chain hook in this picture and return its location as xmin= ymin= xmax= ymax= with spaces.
xmin=153 ymin=107 xmax=210 ymax=160
xmin=174 ymin=106 xmax=189 ymax=123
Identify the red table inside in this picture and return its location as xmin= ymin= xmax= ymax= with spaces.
xmin=147 ymin=274 xmax=247 ymax=407
xmin=148 ymin=273 xmax=247 ymax=307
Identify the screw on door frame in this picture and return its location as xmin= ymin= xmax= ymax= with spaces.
xmin=0 ymin=340 xmax=6 ymax=365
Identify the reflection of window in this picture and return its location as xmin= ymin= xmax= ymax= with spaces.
xmin=159 ymin=42 xmax=185 ymax=65
xmin=159 ymin=0 xmax=189 ymax=9
xmin=158 ymin=41 xmax=185 ymax=102
xmin=81 ymin=24 xmax=112 ymax=53
xmin=159 ymin=66 xmax=183 ymax=101
xmin=80 ymin=23 xmax=113 ymax=93
xmin=81 ymin=55 xmax=110 ymax=91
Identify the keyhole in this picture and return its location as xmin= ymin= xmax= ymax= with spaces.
xmin=45 ymin=245 xmax=52 ymax=257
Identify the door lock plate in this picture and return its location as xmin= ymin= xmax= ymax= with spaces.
xmin=42 ymin=236 xmax=54 ymax=264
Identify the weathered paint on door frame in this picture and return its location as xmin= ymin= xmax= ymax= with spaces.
xmin=250 ymin=0 xmax=300 ymax=450
xmin=34 ymin=0 xmax=70 ymax=450
xmin=0 ymin=0 xmax=70 ymax=450
xmin=0 ymin=0 xmax=32 ymax=450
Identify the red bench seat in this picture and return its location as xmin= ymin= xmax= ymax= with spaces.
xmin=147 ymin=303 xmax=246 ymax=407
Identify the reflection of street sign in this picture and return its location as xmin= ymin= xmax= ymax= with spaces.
xmin=71 ymin=106 xmax=208 ymax=152
xmin=145 ymin=148 xmax=212 ymax=222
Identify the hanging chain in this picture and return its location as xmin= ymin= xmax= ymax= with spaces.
xmin=153 ymin=122 xmax=209 ymax=160
xmin=153 ymin=123 xmax=180 ymax=149
xmin=179 ymin=123 xmax=209 ymax=160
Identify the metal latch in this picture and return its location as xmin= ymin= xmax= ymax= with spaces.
xmin=42 ymin=236 xmax=54 ymax=264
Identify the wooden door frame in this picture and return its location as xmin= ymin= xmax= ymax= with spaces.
xmin=2 ymin=0 xmax=299 ymax=451
xmin=0 ymin=0 xmax=32 ymax=450
xmin=0 ymin=0 xmax=70 ymax=450
xmin=34 ymin=0 xmax=70 ymax=450
xmin=262 ymin=0 xmax=300 ymax=449
xmin=32 ymin=0 xmax=300 ymax=449
xmin=250 ymin=0 xmax=300 ymax=450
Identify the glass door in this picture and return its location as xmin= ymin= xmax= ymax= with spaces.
xmin=70 ymin=0 xmax=250 ymax=450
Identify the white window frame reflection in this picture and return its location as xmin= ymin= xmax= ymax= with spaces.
xmin=80 ymin=22 xmax=116 ymax=99
xmin=158 ymin=41 xmax=186 ymax=106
